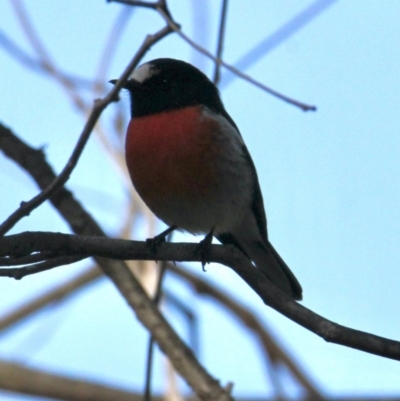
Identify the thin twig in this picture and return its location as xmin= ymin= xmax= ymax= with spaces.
xmin=94 ymin=7 xmax=134 ymax=92
xmin=109 ymin=0 xmax=159 ymax=9
xmin=0 ymin=25 xmax=173 ymax=237
xmin=1 ymin=255 xmax=86 ymax=280
xmin=110 ymin=0 xmax=316 ymax=111
xmin=157 ymin=8 xmax=316 ymax=112
xmin=11 ymin=0 xmax=51 ymax=61
xmin=0 ymin=252 xmax=55 ymax=266
xmin=163 ymin=290 xmax=199 ymax=355
xmin=213 ymin=0 xmax=229 ymax=85
xmin=144 ymin=253 xmax=170 ymax=401
xmin=220 ymin=0 xmax=338 ymax=89
xmin=0 ymin=28 xmax=96 ymax=88
xmin=11 ymin=0 xmax=87 ymax=107
xmin=0 ymin=266 xmax=101 ymax=332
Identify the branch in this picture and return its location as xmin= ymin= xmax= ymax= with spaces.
xmin=0 ymin=231 xmax=400 ymax=362
xmin=2 ymin=358 xmax=399 ymax=401
xmin=0 ymin=266 xmax=101 ymax=332
xmin=213 ymin=0 xmax=229 ymax=85
xmin=0 ymin=123 xmax=312 ymax=398
xmin=109 ymin=0 xmax=317 ymax=111
xmin=0 ymin=23 xmax=172 ymax=236
xmin=219 ymin=0 xmax=338 ymax=89
xmin=0 ymin=27 xmax=96 ymax=88
xmin=0 ymin=359 xmax=142 ymax=401
xmin=167 ymin=264 xmax=323 ymax=398
xmin=0 ymin=124 xmax=231 ymax=401
xmin=0 ymin=246 xmax=232 ymax=401
xmin=0 ymin=232 xmax=241 ymax=276
xmin=94 ymin=7 xmax=134 ymax=90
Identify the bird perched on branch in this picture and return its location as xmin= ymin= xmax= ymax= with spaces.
xmin=111 ymin=58 xmax=302 ymax=300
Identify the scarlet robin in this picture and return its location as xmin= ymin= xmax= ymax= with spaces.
xmin=111 ymin=58 xmax=302 ymax=300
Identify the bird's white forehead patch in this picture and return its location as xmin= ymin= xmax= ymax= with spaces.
xmin=130 ymin=63 xmax=160 ymax=83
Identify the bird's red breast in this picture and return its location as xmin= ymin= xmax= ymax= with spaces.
xmin=125 ymin=105 xmax=224 ymax=221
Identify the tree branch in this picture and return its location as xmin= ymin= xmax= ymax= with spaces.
xmin=0 ymin=231 xmax=399 ymax=362
xmin=2 ymin=358 xmax=399 ymax=401
xmin=0 ymin=266 xmax=101 ymax=332
xmin=1 ymin=122 xmax=399 ymax=363
xmin=0 ymin=23 xmax=173 ymax=236
xmin=213 ymin=0 xmax=229 ymax=85
xmin=0 ymin=123 xmax=231 ymax=401
xmin=0 ymin=359 xmax=142 ymax=401
xmin=167 ymin=264 xmax=323 ymax=398
xmin=109 ymin=0 xmax=317 ymax=112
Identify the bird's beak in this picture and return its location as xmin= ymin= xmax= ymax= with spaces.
xmin=109 ymin=79 xmax=142 ymax=90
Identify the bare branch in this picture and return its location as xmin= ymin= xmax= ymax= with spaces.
xmin=1 ymin=255 xmax=85 ymax=279
xmin=1 ymin=358 xmax=398 ymax=401
xmin=167 ymin=264 xmax=323 ymax=398
xmin=0 ymin=24 xmax=173 ymax=236
xmin=0 ymin=266 xmax=101 ymax=332
xmin=0 ymin=231 xmax=400 ymax=362
xmin=110 ymin=0 xmax=317 ymax=111
xmin=160 ymin=10 xmax=316 ymax=112
xmin=94 ymin=7 xmax=134 ymax=92
xmin=144 ymin=256 xmax=170 ymax=401
xmin=220 ymin=0 xmax=338 ymax=89
xmin=0 ymin=233 xmax=235 ymax=276
xmin=0 ymin=122 xmax=110 ymax=237
xmin=11 ymin=0 xmax=53 ymax=63
xmin=0 ymin=28 xmax=96 ymax=88
xmin=0 ymin=251 xmax=56 ymax=266
xmin=0 ymin=359 xmax=144 ymax=401
xmin=1 ymin=125 xmax=399 ymax=364
xmin=0 ymin=123 xmax=231 ymax=401
xmin=213 ymin=0 xmax=229 ymax=85
xmin=110 ymin=0 xmax=160 ymax=9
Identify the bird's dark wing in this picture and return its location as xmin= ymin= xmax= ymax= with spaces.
xmin=241 ymin=144 xmax=268 ymax=242
xmin=218 ymin=107 xmax=268 ymax=243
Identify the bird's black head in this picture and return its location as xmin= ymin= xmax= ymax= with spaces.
xmin=113 ymin=58 xmax=225 ymax=118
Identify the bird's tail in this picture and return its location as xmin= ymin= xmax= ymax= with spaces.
xmin=238 ymin=238 xmax=302 ymax=300
xmin=217 ymin=231 xmax=302 ymax=300
xmin=264 ymin=241 xmax=303 ymax=301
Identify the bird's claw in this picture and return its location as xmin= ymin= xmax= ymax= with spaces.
xmin=196 ymin=230 xmax=214 ymax=271
xmin=146 ymin=235 xmax=165 ymax=253
xmin=146 ymin=225 xmax=177 ymax=253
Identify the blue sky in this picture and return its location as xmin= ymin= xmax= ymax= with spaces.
xmin=0 ymin=0 xmax=399 ymax=399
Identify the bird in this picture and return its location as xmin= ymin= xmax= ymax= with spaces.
xmin=111 ymin=58 xmax=302 ymax=300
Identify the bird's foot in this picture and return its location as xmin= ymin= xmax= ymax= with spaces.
xmin=196 ymin=229 xmax=214 ymax=271
xmin=146 ymin=225 xmax=177 ymax=252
